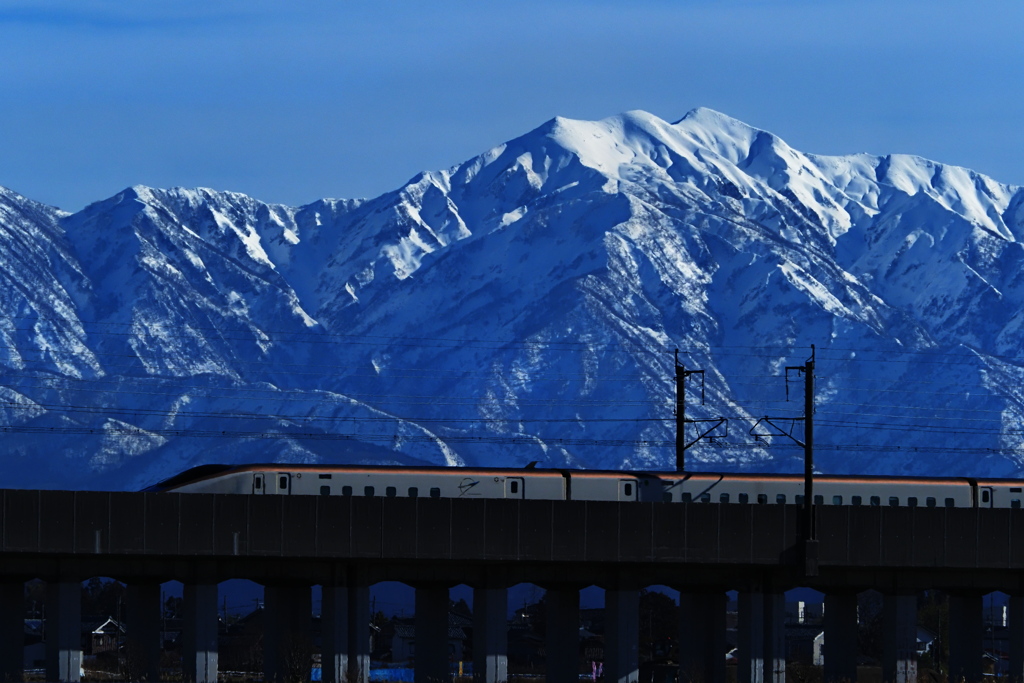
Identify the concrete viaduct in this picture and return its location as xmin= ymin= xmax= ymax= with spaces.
xmin=2 ymin=488 xmax=1024 ymax=683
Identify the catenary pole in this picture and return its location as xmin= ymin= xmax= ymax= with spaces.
xmin=675 ymin=350 xmax=685 ymax=472
xmin=804 ymin=345 xmax=817 ymax=575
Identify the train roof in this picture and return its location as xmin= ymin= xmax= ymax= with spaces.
xmin=142 ymin=463 xmax=1014 ymax=492
xmin=143 ymin=463 xmax=567 ymax=491
xmin=142 ymin=464 xmax=237 ymax=491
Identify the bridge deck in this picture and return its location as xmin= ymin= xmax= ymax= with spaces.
xmin=1 ymin=490 xmax=1021 ymax=589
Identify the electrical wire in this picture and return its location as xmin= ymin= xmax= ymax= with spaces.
xmin=4 ymin=326 xmax=1024 ymax=459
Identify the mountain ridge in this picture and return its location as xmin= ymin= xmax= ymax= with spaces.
xmin=2 ymin=108 xmax=1024 ymax=490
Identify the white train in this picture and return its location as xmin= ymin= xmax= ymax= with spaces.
xmin=147 ymin=464 xmax=1024 ymax=509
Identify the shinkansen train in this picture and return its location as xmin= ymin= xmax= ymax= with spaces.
xmin=146 ymin=464 xmax=1024 ymax=509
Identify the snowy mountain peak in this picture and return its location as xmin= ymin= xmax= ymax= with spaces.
xmin=674 ymin=106 xmax=764 ymax=157
xmin=2 ymin=108 xmax=1024 ymax=489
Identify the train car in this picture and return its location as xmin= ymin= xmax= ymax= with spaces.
xmin=145 ymin=465 xmax=992 ymax=509
xmin=812 ymin=475 xmax=973 ymax=508
xmin=147 ymin=464 xmax=567 ymax=500
xmin=651 ymin=474 xmax=974 ymax=507
xmin=669 ymin=474 xmax=974 ymax=508
xmin=973 ymin=478 xmax=1024 ymax=508
xmin=569 ymin=471 xmax=659 ymax=502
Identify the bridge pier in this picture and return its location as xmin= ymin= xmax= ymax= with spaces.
xmin=321 ymin=585 xmax=346 ymax=683
xmin=322 ymin=583 xmax=367 ymax=683
xmin=823 ymin=591 xmax=859 ymax=683
xmin=322 ymin=574 xmax=371 ymax=683
xmin=0 ymin=580 xmax=23 ymax=683
xmin=264 ymin=583 xmax=312 ymax=683
xmin=738 ymin=589 xmax=786 ymax=683
xmin=351 ymin=581 xmax=371 ymax=683
xmin=766 ymin=592 xmax=786 ymax=683
xmin=738 ymin=591 xmax=765 ymax=683
xmin=182 ymin=582 xmax=219 ymax=683
xmin=881 ymin=592 xmax=917 ymax=683
xmin=948 ymin=592 xmax=984 ymax=683
xmin=473 ymin=585 xmax=508 ymax=683
xmin=546 ymin=585 xmax=580 ymax=682
xmin=45 ymin=578 xmax=81 ymax=683
xmin=678 ymin=591 xmax=726 ymax=683
xmin=1011 ymin=595 xmax=1024 ymax=683
xmin=415 ymin=584 xmax=451 ymax=683
xmin=606 ymin=585 xmax=640 ymax=683
xmin=1007 ymin=593 xmax=1024 ymax=683
xmin=125 ymin=581 xmax=162 ymax=683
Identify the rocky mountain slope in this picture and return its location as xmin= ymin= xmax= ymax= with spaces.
xmin=2 ymin=108 xmax=1024 ymax=490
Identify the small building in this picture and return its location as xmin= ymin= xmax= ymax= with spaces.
xmin=85 ymin=617 xmax=124 ymax=656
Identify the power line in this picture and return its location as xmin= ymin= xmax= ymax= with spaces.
xmin=0 ymin=398 xmax=667 ymax=426
xmin=0 ymin=377 xmax=673 ymax=408
xmin=7 ymin=421 xmax=1024 ymax=458
xmin=0 ymin=344 xmax=693 ymax=383
xmin=0 ymin=423 xmax=677 ymax=448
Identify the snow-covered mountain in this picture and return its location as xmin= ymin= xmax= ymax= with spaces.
xmin=3 ymin=108 xmax=1024 ymax=490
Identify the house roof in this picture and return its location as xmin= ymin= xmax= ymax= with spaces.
xmin=85 ymin=617 xmax=124 ymax=635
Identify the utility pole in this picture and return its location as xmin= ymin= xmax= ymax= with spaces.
xmin=674 ymin=350 xmax=726 ymax=472
xmin=801 ymin=346 xmax=817 ymax=576
xmin=750 ymin=345 xmax=817 ymax=575
xmin=785 ymin=346 xmax=817 ymax=575
xmin=675 ymin=350 xmax=685 ymax=472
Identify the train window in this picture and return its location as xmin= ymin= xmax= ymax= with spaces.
xmin=982 ymin=490 xmax=991 ymax=504
xmin=623 ymin=483 xmax=632 ymax=497
xmin=738 ymin=493 xmax=749 ymax=504
xmin=870 ymin=496 xmax=881 ymax=507
xmin=681 ymin=493 xmax=692 ymax=503
xmin=254 ymin=477 xmax=263 ymax=491
xmin=757 ymin=494 xmax=768 ymax=504
xmin=510 ymin=481 xmax=520 ymax=494
xmin=776 ymin=494 xmax=786 ymax=504
xmin=430 ymin=487 xmax=441 ymax=498
xmin=814 ymin=495 xmax=823 ymax=505
xmin=832 ymin=496 xmax=842 ymax=505
xmin=851 ymin=496 xmax=862 ymax=506
xmin=1013 ymin=499 xmax=1021 ymax=509
xmin=342 ymin=486 xmax=353 ymax=497
xmin=795 ymin=495 xmax=804 ymax=505
xmin=720 ymin=493 xmax=730 ymax=503
xmin=908 ymin=497 xmax=918 ymax=508
xmin=364 ymin=486 xmax=375 ymax=497
xmin=1013 ymin=488 xmax=1022 ymax=493
xmin=945 ymin=498 xmax=955 ymax=508
xmin=319 ymin=486 xmax=330 ymax=496
xmin=699 ymin=493 xmax=711 ymax=503
xmin=279 ymin=475 xmax=289 ymax=490
xmin=319 ymin=474 xmax=332 ymax=479
xmin=889 ymin=497 xmax=899 ymax=507
xmin=409 ymin=487 xmax=419 ymax=498
xmin=926 ymin=497 xmax=936 ymax=508
xmin=386 ymin=486 xmax=397 ymax=498
xmin=663 ymin=492 xmax=673 ymax=503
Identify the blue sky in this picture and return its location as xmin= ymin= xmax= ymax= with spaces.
xmin=1 ymin=0 xmax=1022 ymax=211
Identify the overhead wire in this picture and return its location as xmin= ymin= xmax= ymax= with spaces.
xmin=3 ymin=326 xmax=1024 ymax=455
xmin=0 ymin=345 xmax=700 ymax=384
xmin=0 ymin=398 xmax=667 ymax=426
xmin=0 ymin=377 xmax=674 ymax=408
